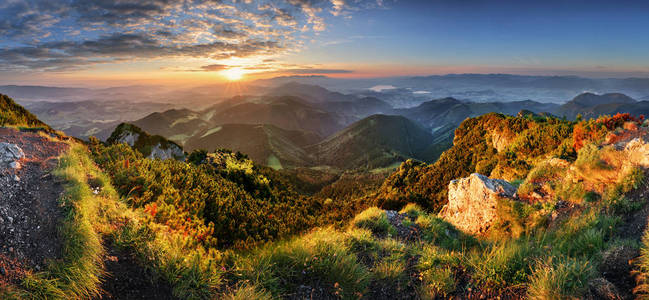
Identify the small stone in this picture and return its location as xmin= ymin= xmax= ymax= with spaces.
xmin=0 ymin=267 xmax=6 ymax=276
xmin=8 ymin=247 xmax=13 ymax=252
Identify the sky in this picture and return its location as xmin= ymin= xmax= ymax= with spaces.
xmin=1 ymin=0 xmax=649 ymax=86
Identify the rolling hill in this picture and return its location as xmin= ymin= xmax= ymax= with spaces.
xmin=265 ymin=82 xmax=358 ymax=103
xmin=204 ymin=95 xmax=348 ymax=137
xmin=184 ymin=124 xmax=321 ymax=169
xmin=309 ymin=114 xmax=437 ymax=169
xmin=132 ymin=108 xmax=211 ymax=144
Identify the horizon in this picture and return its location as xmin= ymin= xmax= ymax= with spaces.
xmin=2 ymin=0 xmax=649 ymax=87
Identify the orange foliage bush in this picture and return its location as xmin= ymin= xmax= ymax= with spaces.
xmin=573 ymin=113 xmax=644 ymax=151
xmin=597 ymin=113 xmax=644 ymax=130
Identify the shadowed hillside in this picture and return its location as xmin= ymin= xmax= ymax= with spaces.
xmin=184 ymin=124 xmax=321 ymax=169
xmin=310 ymin=114 xmax=438 ymax=169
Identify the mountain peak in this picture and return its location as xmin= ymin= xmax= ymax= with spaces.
xmin=570 ymin=92 xmax=636 ymax=106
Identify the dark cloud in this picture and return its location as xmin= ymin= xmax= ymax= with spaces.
xmin=0 ymin=0 xmax=385 ymax=72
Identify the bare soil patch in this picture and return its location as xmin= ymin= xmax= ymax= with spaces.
xmin=0 ymin=127 xmax=68 ymax=282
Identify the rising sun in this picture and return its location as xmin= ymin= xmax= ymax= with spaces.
xmin=221 ymin=68 xmax=245 ymax=81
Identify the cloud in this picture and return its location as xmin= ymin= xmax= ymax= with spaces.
xmin=200 ymin=64 xmax=230 ymax=71
xmin=285 ymin=68 xmax=353 ymax=74
xmin=0 ymin=0 xmax=389 ymax=72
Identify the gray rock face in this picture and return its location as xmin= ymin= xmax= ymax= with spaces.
xmin=114 ymin=132 xmax=139 ymax=147
xmin=148 ymin=143 xmax=185 ymax=161
xmin=0 ymin=143 xmax=25 ymax=170
xmin=440 ymin=173 xmax=518 ymax=235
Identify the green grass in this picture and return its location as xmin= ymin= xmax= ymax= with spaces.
xmin=527 ymin=257 xmax=594 ymax=299
xmin=467 ymin=238 xmax=540 ymax=289
xmin=417 ymin=246 xmax=461 ymax=298
xmin=110 ymin=221 xmax=221 ymax=299
xmin=351 ymin=207 xmax=396 ymax=237
xmin=18 ymin=144 xmax=106 ymax=299
xmin=415 ymin=214 xmax=476 ymax=251
xmin=232 ymin=228 xmax=371 ymax=299
xmin=1 ymin=141 xmax=222 ymax=299
xmin=634 ymin=229 xmax=649 ymax=298
xmin=222 ymin=284 xmax=272 ymax=300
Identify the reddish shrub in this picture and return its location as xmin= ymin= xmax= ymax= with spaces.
xmin=596 ymin=113 xmax=644 ymax=130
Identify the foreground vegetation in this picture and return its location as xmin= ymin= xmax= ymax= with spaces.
xmin=3 ymin=94 xmax=649 ymax=299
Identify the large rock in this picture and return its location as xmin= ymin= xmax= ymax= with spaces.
xmin=0 ymin=142 xmax=25 ymax=170
xmin=440 ymin=173 xmax=517 ymax=235
xmin=623 ymin=137 xmax=649 ymax=167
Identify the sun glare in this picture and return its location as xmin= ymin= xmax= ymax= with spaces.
xmin=222 ymin=68 xmax=245 ymax=81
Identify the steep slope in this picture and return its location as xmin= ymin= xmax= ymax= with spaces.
xmin=309 ymin=114 xmax=437 ymax=169
xmin=106 ymin=123 xmax=185 ymax=160
xmin=0 ymin=94 xmax=52 ymax=130
xmin=184 ymin=124 xmax=321 ymax=169
xmin=207 ymin=95 xmax=347 ymax=137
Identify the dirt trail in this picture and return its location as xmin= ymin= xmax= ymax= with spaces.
xmin=0 ymin=127 xmax=68 ymax=284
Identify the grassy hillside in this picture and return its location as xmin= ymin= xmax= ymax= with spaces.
xmin=0 ymin=94 xmax=51 ymax=130
xmin=310 ymin=114 xmax=438 ymax=170
xmin=207 ymin=96 xmax=346 ymax=137
xmin=184 ymin=124 xmax=321 ymax=169
xmin=132 ymin=109 xmax=211 ymax=144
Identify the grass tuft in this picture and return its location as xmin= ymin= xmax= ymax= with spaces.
xmin=351 ymin=207 xmax=396 ymax=237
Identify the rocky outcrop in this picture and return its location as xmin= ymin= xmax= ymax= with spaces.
xmin=490 ymin=130 xmax=514 ymax=152
xmin=113 ymin=131 xmax=139 ymax=147
xmin=0 ymin=142 xmax=25 ymax=170
xmin=440 ymin=173 xmax=518 ymax=235
xmin=623 ymin=137 xmax=649 ymax=167
xmin=148 ymin=143 xmax=185 ymax=161
xmin=107 ymin=123 xmax=185 ymax=161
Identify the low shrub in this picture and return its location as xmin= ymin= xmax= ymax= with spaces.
xmin=527 ymin=257 xmax=594 ymax=299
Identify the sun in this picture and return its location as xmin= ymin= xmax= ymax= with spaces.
xmin=221 ymin=68 xmax=245 ymax=81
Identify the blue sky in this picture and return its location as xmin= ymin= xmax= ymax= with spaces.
xmin=1 ymin=0 xmax=648 ymax=85
xmin=294 ymin=0 xmax=649 ymax=76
